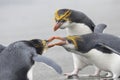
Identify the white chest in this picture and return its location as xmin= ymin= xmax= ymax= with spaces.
xmin=85 ymin=49 xmax=120 ymax=72
xmin=66 ymin=23 xmax=92 ymax=35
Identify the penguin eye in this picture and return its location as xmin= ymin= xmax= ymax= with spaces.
xmin=67 ymin=40 xmax=73 ymax=44
xmin=61 ymin=20 xmax=66 ymax=22
xmin=55 ymin=18 xmax=58 ymax=22
xmin=58 ymin=19 xmax=66 ymax=23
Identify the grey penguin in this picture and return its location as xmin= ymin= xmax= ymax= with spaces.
xmin=48 ymin=26 xmax=120 ymax=79
xmin=0 ymin=39 xmax=62 ymax=80
xmin=53 ymin=8 xmax=98 ymax=77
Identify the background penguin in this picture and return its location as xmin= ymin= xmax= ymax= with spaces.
xmin=48 ymin=28 xmax=120 ymax=79
xmin=0 ymin=39 xmax=62 ymax=80
xmin=53 ymin=8 xmax=100 ymax=77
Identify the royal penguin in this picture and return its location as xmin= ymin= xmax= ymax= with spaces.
xmin=0 ymin=39 xmax=62 ymax=80
xmin=48 ymin=26 xmax=120 ymax=79
xmin=53 ymin=8 xmax=101 ymax=77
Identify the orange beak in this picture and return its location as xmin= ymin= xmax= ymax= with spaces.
xmin=53 ymin=22 xmax=63 ymax=31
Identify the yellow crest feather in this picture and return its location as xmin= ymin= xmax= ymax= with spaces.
xmin=66 ymin=36 xmax=80 ymax=49
xmin=55 ymin=9 xmax=71 ymax=21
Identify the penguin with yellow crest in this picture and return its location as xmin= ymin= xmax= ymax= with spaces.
xmin=48 ymin=24 xmax=120 ymax=79
xmin=53 ymin=8 xmax=102 ymax=78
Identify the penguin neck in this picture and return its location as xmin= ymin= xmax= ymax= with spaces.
xmin=66 ymin=23 xmax=93 ymax=36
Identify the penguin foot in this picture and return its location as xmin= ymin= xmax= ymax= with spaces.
xmin=64 ymin=73 xmax=79 ymax=79
xmin=89 ymin=72 xmax=109 ymax=78
xmin=101 ymin=73 xmax=110 ymax=78
xmin=89 ymin=74 xmax=100 ymax=77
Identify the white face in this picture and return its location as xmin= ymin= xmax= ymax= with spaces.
xmin=62 ymin=42 xmax=76 ymax=51
xmin=59 ymin=21 xmax=71 ymax=29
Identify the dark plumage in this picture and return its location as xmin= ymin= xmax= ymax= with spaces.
xmin=69 ymin=33 xmax=120 ymax=53
xmin=94 ymin=24 xmax=107 ymax=33
xmin=0 ymin=39 xmax=62 ymax=80
xmin=0 ymin=44 xmax=5 ymax=53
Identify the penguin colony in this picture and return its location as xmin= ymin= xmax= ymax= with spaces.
xmin=0 ymin=8 xmax=120 ymax=80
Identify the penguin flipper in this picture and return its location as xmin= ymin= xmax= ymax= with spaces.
xmin=94 ymin=24 xmax=107 ymax=33
xmin=95 ymin=43 xmax=120 ymax=55
xmin=33 ymin=55 xmax=62 ymax=74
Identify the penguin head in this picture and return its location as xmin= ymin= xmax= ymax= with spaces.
xmin=66 ymin=36 xmax=80 ymax=49
xmin=54 ymin=9 xmax=95 ymax=32
xmin=63 ymin=36 xmax=85 ymax=53
xmin=54 ymin=9 xmax=72 ymax=31
xmin=29 ymin=39 xmax=48 ymax=55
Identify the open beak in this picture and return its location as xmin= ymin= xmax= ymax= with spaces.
xmin=47 ymin=36 xmax=66 ymax=48
xmin=53 ymin=22 xmax=63 ymax=31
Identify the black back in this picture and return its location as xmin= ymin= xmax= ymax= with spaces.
xmin=75 ymin=33 xmax=120 ymax=53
